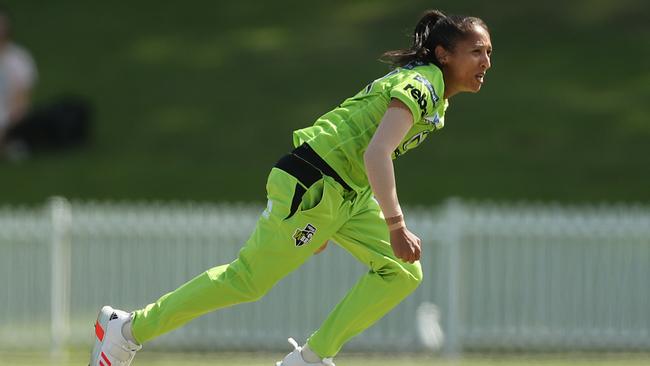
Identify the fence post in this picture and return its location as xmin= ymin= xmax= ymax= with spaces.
xmin=50 ymin=197 xmax=72 ymax=358
xmin=443 ymin=198 xmax=463 ymax=357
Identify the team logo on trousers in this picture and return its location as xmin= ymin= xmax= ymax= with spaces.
xmin=293 ymin=224 xmax=317 ymax=247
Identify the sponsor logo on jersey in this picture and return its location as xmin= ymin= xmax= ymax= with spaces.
xmin=403 ymin=84 xmax=428 ymax=117
xmin=402 ymin=130 xmax=431 ymax=151
xmin=393 ymin=130 xmax=432 ymax=158
xmin=424 ymin=112 xmax=443 ymax=129
xmin=293 ymin=223 xmax=317 ymax=247
xmin=414 ymin=75 xmax=439 ymax=103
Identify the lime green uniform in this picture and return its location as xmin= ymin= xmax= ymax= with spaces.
xmin=294 ymin=62 xmax=448 ymax=192
xmin=131 ymin=62 xmax=449 ymax=357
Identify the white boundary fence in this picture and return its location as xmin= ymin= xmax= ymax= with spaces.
xmin=1 ymin=198 xmax=649 ymax=355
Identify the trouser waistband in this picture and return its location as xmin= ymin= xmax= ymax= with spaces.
xmin=274 ymin=143 xmax=352 ymax=192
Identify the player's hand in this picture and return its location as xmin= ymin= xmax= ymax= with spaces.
xmin=390 ymin=226 xmax=421 ymax=263
xmin=314 ymin=241 xmax=328 ymax=254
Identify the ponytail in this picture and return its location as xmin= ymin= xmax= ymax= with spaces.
xmin=411 ymin=10 xmax=445 ymax=64
xmin=381 ymin=9 xmax=488 ymax=68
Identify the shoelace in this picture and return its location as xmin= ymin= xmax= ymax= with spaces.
xmin=285 ymin=338 xmax=335 ymax=366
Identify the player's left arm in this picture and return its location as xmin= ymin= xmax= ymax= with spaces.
xmin=364 ymin=98 xmax=421 ymax=263
xmin=364 ymin=99 xmax=413 ymax=218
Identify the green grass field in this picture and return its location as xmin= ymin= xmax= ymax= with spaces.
xmin=2 ymin=352 xmax=650 ymax=366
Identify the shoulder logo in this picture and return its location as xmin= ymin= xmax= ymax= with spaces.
xmin=414 ymin=75 xmax=439 ymax=103
xmin=403 ymin=84 xmax=428 ymax=117
xmin=293 ymin=223 xmax=317 ymax=247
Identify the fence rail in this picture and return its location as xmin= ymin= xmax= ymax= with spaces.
xmin=1 ymin=198 xmax=649 ymax=355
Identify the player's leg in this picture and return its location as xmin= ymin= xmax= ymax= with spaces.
xmin=306 ymin=189 xmax=423 ymax=358
xmin=130 ymin=169 xmax=346 ymax=343
xmin=89 ymin=168 xmax=345 ymax=366
xmin=89 ymin=306 xmax=139 ymax=366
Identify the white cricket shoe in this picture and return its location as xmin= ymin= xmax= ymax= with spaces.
xmin=275 ymin=338 xmax=335 ymax=366
xmin=89 ymin=306 xmax=142 ymax=366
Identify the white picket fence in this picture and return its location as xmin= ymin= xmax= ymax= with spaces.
xmin=0 ymin=198 xmax=649 ymax=355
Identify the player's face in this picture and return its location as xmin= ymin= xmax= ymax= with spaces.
xmin=440 ymin=25 xmax=492 ymax=98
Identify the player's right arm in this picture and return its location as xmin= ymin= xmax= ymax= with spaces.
xmin=364 ymin=99 xmax=422 ymax=263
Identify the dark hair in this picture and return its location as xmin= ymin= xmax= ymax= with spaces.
xmin=381 ymin=9 xmax=488 ymax=68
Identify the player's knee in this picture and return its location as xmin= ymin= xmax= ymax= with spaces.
xmin=379 ymin=261 xmax=422 ymax=291
xmin=212 ymin=261 xmax=273 ymax=303
xmin=402 ymin=261 xmax=423 ymax=290
xmin=389 ymin=261 xmax=422 ymax=293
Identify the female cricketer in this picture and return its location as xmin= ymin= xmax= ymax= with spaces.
xmin=90 ymin=9 xmax=492 ymax=366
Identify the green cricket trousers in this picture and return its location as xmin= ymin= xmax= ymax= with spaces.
xmin=130 ymin=143 xmax=423 ymax=357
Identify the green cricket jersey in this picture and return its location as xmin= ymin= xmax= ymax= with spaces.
xmin=293 ymin=62 xmax=449 ymax=192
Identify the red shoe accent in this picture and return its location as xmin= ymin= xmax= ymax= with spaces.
xmin=99 ymin=362 xmax=105 ymax=366
xmin=101 ymin=352 xmax=112 ymax=366
xmin=95 ymin=321 xmax=105 ymax=342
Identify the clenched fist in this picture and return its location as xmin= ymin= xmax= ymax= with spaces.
xmin=389 ymin=226 xmax=421 ymax=263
